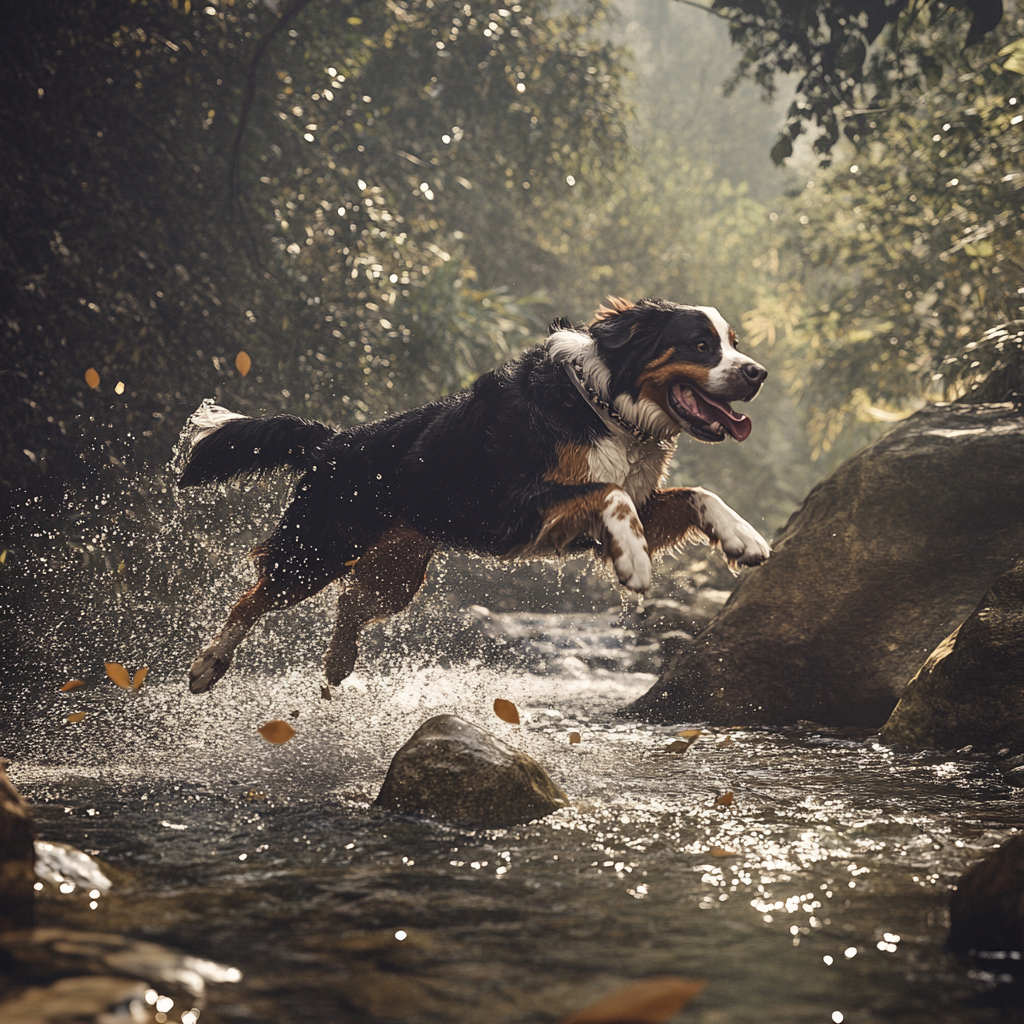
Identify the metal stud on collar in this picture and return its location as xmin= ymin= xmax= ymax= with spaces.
xmin=566 ymin=357 xmax=661 ymax=445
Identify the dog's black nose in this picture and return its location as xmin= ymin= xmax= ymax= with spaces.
xmin=741 ymin=361 xmax=768 ymax=384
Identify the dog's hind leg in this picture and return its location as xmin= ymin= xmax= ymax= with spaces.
xmin=323 ymin=520 xmax=435 ymax=686
xmin=188 ymin=574 xmax=326 ymax=693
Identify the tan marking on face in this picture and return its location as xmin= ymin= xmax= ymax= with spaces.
xmin=544 ymin=443 xmax=591 ymax=485
xmin=637 ymin=360 xmax=713 ymax=411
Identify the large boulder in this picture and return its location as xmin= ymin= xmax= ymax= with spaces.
xmin=375 ymin=715 xmax=569 ymax=826
xmin=0 ymin=765 xmax=35 ymax=931
xmin=948 ymin=836 xmax=1024 ymax=954
xmin=625 ymin=403 xmax=1024 ymax=727
xmin=881 ymin=560 xmax=1024 ymax=752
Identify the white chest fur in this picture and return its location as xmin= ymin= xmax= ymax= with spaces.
xmin=588 ymin=434 xmax=671 ymax=507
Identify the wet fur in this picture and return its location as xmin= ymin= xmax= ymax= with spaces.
xmin=179 ymin=297 xmax=769 ymax=694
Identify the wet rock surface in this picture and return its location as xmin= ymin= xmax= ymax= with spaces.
xmin=948 ymin=835 xmax=1024 ymax=955
xmin=375 ymin=714 xmax=569 ymax=826
xmin=626 ymin=403 xmax=1024 ymax=727
xmin=882 ymin=560 xmax=1024 ymax=753
xmin=0 ymin=765 xmax=36 ymax=931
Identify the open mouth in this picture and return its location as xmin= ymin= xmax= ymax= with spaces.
xmin=667 ymin=382 xmax=752 ymax=442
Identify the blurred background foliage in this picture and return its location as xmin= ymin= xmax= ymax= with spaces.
xmin=1 ymin=0 xmax=1021 ymax=558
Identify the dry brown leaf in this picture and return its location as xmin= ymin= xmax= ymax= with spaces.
xmin=67 ymin=712 xmax=87 ymax=724
xmin=710 ymin=847 xmax=738 ymax=857
xmin=569 ymin=732 xmax=581 ymax=744
xmin=258 ymin=719 xmax=296 ymax=744
xmin=493 ymin=698 xmax=520 ymax=725
xmin=132 ymin=666 xmax=149 ymax=690
xmin=715 ymin=791 xmax=735 ymax=807
xmin=84 ymin=367 xmax=100 ymax=389
xmin=105 ymin=662 xmax=131 ymax=689
xmin=677 ymin=729 xmax=702 ymax=740
xmin=61 ymin=679 xmax=85 ymax=692
xmin=235 ymin=350 xmax=252 ymax=377
xmin=559 ymin=976 xmax=707 ymax=1024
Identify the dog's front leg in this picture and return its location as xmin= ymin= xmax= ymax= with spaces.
xmin=530 ymin=484 xmax=652 ymax=592
xmin=641 ymin=487 xmax=770 ymax=567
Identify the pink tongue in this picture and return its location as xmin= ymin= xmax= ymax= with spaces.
xmin=676 ymin=385 xmax=752 ymax=441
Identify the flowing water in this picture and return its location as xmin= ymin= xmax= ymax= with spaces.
xmin=8 ymin=615 xmax=1023 ymax=1024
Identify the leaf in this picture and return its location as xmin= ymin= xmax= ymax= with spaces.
xmin=711 ymin=847 xmax=738 ymax=857
xmin=559 ymin=976 xmax=707 ymax=1024
xmin=235 ymin=350 xmax=252 ymax=377
xmin=132 ymin=666 xmax=149 ymax=690
xmin=105 ymin=662 xmax=131 ymax=688
xmin=1000 ymin=37 xmax=1024 ymax=76
xmin=85 ymin=367 xmax=100 ymax=389
xmin=677 ymin=729 xmax=702 ymax=740
xmin=258 ymin=719 xmax=296 ymax=744
xmin=493 ymin=698 xmax=520 ymax=725
xmin=569 ymin=731 xmax=581 ymax=744
xmin=663 ymin=740 xmax=690 ymax=754
xmin=61 ymin=679 xmax=85 ymax=692
xmin=715 ymin=791 xmax=735 ymax=806
xmin=67 ymin=712 xmax=87 ymax=723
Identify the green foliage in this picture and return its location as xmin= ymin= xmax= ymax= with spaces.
xmin=0 ymin=0 xmax=628 ymax=521
xmin=707 ymin=0 xmax=1009 ymax=162
xmin=744 ymin=5 xmax=1023 ymax=455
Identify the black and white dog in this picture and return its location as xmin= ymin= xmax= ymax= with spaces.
xmin=178 ymin=297 xmax=770 ymax=693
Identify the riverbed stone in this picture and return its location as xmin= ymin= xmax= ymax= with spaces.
xmin=375 ymin=715 xmax=569 ymax=826
xmin=0 ymin=765 xmax=36 ymax=930
xmin=624 ymin=403 xmax=1024 ymax=727
xmin=948 ymin=836 xmax=1024 ymax=954
xmin=881 ymin=560 xmax=1024 ymax=752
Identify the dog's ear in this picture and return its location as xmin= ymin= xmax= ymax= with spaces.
xmin=589 ymin=297 xmax=638 ymax=349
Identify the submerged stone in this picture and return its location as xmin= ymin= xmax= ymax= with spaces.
xmin=625 ymin=403 xmax=1024 ymax=727
xmin=881 ymin=560 xmax=1024 ymax=753
xmin=948 ymin=836 xmax=1024 ymax=954
xmin=375 ymin=714 xmax=569 ymax=826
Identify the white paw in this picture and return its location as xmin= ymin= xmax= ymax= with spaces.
xmin=695 ymin=489 xmax=770 ymax=567
xmin=602 ymin=492 xmax=652 ymax=592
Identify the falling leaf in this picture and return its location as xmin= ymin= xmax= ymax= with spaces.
xmin=559 ymin=976 xmax=707 ymax=1024
xmin=105 ymin=662 xmax=131 ymax=689
xmin=67 ymin=712 xmax=87 ymax=723
xmin=676 ymin=729 xmax=702 ymax=741
xmin=493 ymin=698 xmax=520 ymax=725
xmin=61 ymin=679 xmax=85 ymax=692
xmin=711 ymin=847 xmax=738 ymax=857
xmin=715 ymin=791 xmax=735 ymax=806
xmin=662 ymin=739 xmax=690 ymax=754
xmin=84 ymin=367 xmax=100 ymax=389
xmin=320 ymin=686 xmax=332 ymax=701
xmin=258 ymin=719 xmax=296 ymax=744
xmin=132 ymin=666 xmax=148 ymax=690
xmin=235 ymin=350 xmax=252 ymax=377
xmin=569 ymin=732 xmax=581 ymax=744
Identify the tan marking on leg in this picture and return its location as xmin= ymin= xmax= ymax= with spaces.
xmin=639 ymin=488 xmax=710 ymax=557
xmin=189 ymin=574 xmax=325 ymax=693
xmin=323 ymin=521 xmax=435 ymax=686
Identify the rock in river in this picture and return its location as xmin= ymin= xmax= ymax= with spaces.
xmin=625 ymin=403 xmax=1024 ymax=727
xmin=948 ymin=835 xmax=1024 ymax=955
xmin=881 ymin=559 xmax=1024 ymax=752
xmin=376 ymin=715 xmax=569 ymax=826
xmin=0 ymin=764 xmax=35 ymax=930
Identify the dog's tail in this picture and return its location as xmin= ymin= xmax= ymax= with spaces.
xmin=178 ymin=400 xmax=333 ymax=488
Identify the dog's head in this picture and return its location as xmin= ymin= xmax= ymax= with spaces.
xmin=587 ymin=297 xmax=767 ymax=443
